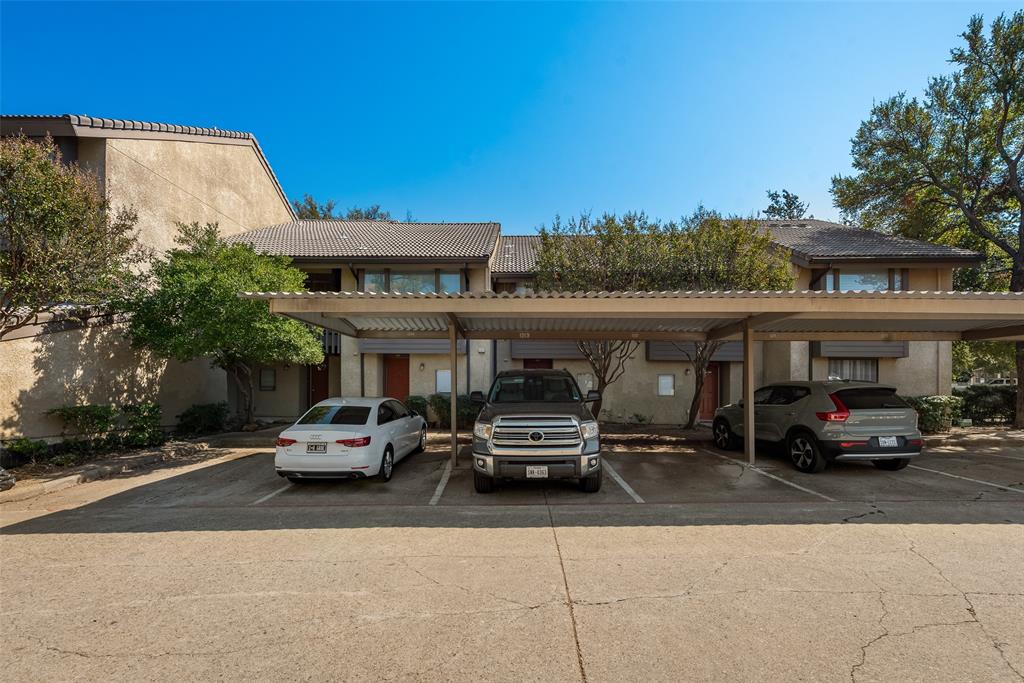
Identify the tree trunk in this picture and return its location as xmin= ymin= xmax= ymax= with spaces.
xmin=685 ymin=365 xmax=706 ymax=430
xmin=229 ymin=362 xmax=255 ymax=424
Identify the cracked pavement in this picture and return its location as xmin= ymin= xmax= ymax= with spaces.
xmin=2 ymin=445 xmax=1023 ymax=681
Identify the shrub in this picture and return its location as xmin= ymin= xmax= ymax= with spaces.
xmin=405 ymin=395 xmax=429 ymax=421
xmin=427 ymin=393 xmax=479 ymax=430
xmin=121 ymin=402 xmax=165 ymax=448
xmin=46 ymin=404 xmax=119 ymax=450
xmin=3 ymin=437 xmax=49 ymax=464
xmin=175 ymin=402 xmax=229 ymax=437
xmin=953 ymin=385 xmax=1017 ymax=424
xmin=905 ymin=395 xmax=963 ymax=433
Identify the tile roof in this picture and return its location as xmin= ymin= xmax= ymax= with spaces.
xmin=493 ymin=235 xmax=542 ymax=274
xmin=757 ymin=219 xmax=981 ymax=263
xmin=227 ymin=220 xmax=501 ymax=259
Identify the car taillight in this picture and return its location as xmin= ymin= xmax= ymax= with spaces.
xmin=908 ymin=438 xmax=923 ymax=447
xmin=816 ymin=393 xmax=850 ymax=422
xmin=839 ymin=441 xmax=868 ymax=448
xmin=275 ymin=438 xmax=296 ymax=447
xmin=337 ymin=436 xmax=371 ymax=447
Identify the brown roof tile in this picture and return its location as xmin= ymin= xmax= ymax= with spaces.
xmin=492 ymin=235 xmax=541 ymax=274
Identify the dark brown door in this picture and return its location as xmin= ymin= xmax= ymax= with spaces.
xmin=383 ymin=354 xmax=410 ymax=401
xmin=523 ymin=358 xmax=554 ymax=369
xmin=309 ymin=362 xmax=330 ymax=406
xmin=699 ymin=362 xmax=720 ymax=421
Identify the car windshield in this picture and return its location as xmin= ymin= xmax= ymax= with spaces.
xmin=297 ymin=405 xmax=372 ymax=425
xmin=488 ymin=373 xmax=581 ymax=403
xmin=835 ymin=388 xmax=909 ymax=410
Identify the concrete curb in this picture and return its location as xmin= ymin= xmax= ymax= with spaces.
xmin=0 ymin=442 xmax=209 ymax=504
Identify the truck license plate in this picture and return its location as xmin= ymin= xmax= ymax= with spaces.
xmin=526 ymin=465 xmax=548 ymax=479
xmin=878 ymin=436 xmax=898 ymax=448
xmin=306 ymin=443 xmax=327 ymax=453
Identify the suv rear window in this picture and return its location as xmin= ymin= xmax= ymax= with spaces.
xmin=297 ymin=405 xmax=372 ymax=425
xmin=488 ymin=373 xmax=581 ymax=403
xmin=835 ymin=388 xmax=909 ymax=410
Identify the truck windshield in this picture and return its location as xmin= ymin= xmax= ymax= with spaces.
xmin=488 ymin=374 xmax=581 ymax=403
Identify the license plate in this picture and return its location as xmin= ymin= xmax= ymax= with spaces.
xmin=878 ymin=436 xmax=898 ymax=448
xmin=306 ymin=442 xmax=327 ymax=453
xmin=525 ymin=465 xmax=548 ymax=479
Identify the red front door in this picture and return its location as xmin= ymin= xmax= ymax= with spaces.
xmin=383 ymin=354 xmax=410 ymax=401
xmin=309 ymin=362 xmax=330 ymax=406
xmin=699 ymin=362 xmax=720 ymax=421
xmin=523 ymin=358 xmax=554 ymax=369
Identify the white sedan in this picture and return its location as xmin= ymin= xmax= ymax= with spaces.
xmin=274 ymin=397 xmax=427 ymax=483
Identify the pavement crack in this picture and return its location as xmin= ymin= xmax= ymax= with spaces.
xmin=842 ymin=505 xmax=886 ymax=523
xmin=545 ymin=489 xmax=588 ymax=683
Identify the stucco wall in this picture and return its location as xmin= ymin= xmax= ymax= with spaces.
xmin=252 ymin=364 xmax=303 ymax=420
xmin=103 ymin=137 xmax=292 ymax=255
xmin=1 ymin=322 xmax=225 ymax=441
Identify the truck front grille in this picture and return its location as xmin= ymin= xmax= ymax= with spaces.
xmin=491 ymin=416 xmax=582 ymax=448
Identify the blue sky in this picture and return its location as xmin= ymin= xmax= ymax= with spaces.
xmin=1 ymin=2 xmax=1017 ymax=233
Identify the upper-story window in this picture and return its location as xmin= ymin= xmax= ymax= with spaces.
xmin=820 ymin=268 xmax=906 ymax=292
xmin=360 ymin=269 xmax=463 ymax=294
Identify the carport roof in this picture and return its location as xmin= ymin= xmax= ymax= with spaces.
xmin=241 ymin=290 xmax=1024 ymax=342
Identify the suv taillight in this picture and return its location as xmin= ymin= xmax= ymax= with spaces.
xmin=337 ymin=436 xmax=371 ymax=447
xmin=816 ymin=393 xmax=850 ymax=422
xmin=275 ymin=438 xmax=296 ymax=447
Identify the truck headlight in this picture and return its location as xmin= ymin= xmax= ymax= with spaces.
xmin=580 ymin=421 xmax=599 ymax=440
xmin=474 ymin=422 xmax=493 ymax=440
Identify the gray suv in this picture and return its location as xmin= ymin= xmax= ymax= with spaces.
xmin=712 ymin=381 xmax=923 ymax=473
xmin=470 ymin=369 xmax=603 ymax=493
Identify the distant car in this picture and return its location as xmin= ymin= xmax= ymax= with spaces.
xmin=985 ymin=378 xmax=1017 ymax=386
xmin=274 ymin=397 xmax=427 ymax=483
xmin=712 ymin=381 xmax=923 ymax=473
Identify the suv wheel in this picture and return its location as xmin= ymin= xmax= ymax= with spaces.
xmin=474 ymin=470 xmax=495 ymax=493
xmin=579 ymin=470 xmax=602 ymax=493
xmin=873 ymin=458 xmax=910 ymax=471
xmin=712 ymin=418 xmax=739 ymax=450
xmin=787 ymin=432 xmax=827 ymax=473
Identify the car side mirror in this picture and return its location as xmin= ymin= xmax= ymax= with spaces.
xmin=585 ymin=390 xmax=601 ymax=403
xmin=470 ymin=391 xmax=486 ymax=404
xmin=409 ymin=410 xmax=419 ymax=418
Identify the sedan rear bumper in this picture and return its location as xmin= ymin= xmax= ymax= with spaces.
xmin=276 ymin=469 xmax=369 ymax=479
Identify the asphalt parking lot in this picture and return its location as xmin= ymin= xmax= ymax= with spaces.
xmin=2 ymin=435 xmax=1022 ymax=681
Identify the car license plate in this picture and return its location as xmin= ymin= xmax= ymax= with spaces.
xmin=306 ymin=442 xmax=327 ymax=453
xmin=526 ymin=465 xmax=548 ymax=479
xmin=878 ymin=436 xmax=898 ymax=448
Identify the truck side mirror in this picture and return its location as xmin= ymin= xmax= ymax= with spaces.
xmin=470 ymin=391 xmax=486 ymax=404
xmin=585 ymin=390 xmax=601 ymax=403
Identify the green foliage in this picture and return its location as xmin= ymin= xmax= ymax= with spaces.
xmin=954 ymin=385 xmax=1018 ymax=424
xmin=0 ymin=135 xmax=145 ymax=339
xmin=905 ymin=395 xmax=964 ymax=433
xmin=405 ymin=395 xmax=429 ymax=420
xmin=121 ymin=402 xmax=165 ymax=448
xmin=175 ymin=402 xmax=230 ymax=437
xmin=3 ymin=437 xmax=49 ymax=464
xmin=953 ymin=341 xmax=1017 ymax=379
xmin=47 ymin=405 xmax=119 ymax=442
xmin=763 ymin=189 xmax=809 ymax=220
xmin=427 ymin=394 xmax=477 ymax=430
xmin=291 ymin=194 xmax=393 ymax=221
xmin=630 ymin=413 xmax=651 ymax=425
xmin=121 ymin=222 xmax=324 ymax=422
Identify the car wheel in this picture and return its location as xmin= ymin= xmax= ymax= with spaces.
xmin=873 ymin=458 xmax=910 ymax=471
xmin=579 ymin=470 xmax=602 ymax=493
xmin=474 ymin=470 xmax=495 ymax=493
xmin=787 ymin=432 xmax=827 ymax=473
xmin=377 ymin=446 xmax=394 ymax=482
xmin=712 ymin=418 xmax=739 ymax=451
xmin=412 ymin=427 xmax=427 ymax=454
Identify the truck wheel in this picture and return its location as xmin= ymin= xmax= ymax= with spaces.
xmin=787 ymin=432 xmax=827 ymax=473
xmin=579 ymin=470 xmax=602 ymax=493
xmin=873 ymin=458 xmax=910 ymax=471
xmin=474 ymin=470 xmax=495 ymax=493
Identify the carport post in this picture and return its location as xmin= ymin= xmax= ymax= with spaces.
xmin=449 ymin=321 xmax=458 ymax=466
xmin=743 ymin=318 xmax=755 ymax=465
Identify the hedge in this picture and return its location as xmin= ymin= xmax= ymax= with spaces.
xmin=427 ymin=393 xmax=479 ymax=430
xmin=904 ymin=395 xmax=963 ymax=433
xmin=953 ymin=385 xmax=1017 ymax=425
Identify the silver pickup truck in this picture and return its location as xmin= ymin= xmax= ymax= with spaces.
xmin=470 ymin=369 xmax=603 ymax=493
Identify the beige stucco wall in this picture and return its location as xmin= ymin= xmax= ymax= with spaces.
xmin=252 ymin=364 xmax=303 ymax=420
xmin=1 ymin=322 xmax=225 ymax=441
xmin=103 ymin=137 xmax=292 ymax=255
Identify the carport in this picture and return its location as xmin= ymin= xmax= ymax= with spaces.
xmin=242 ymin=290 xmax=1024 ymax=465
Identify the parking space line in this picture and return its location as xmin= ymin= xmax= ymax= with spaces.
xmin=603 ymin=460 xmax=645 ymax=503
xmin=250 ymin=483 xmax=292 ymax=506
xmin=429 ymin=460 xmax=453 ymax=506
xmin=700 ymin=448 xmax=837 ymax=502
xmin=908 ymin=465 xmax=1024 ymax=494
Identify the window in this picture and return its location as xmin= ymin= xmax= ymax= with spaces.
xmin=834 ymin=387 xmax=908 ymax=409
xmin=766 ymin=386 xmax=810 ymax=405
xmin=753 ymin=387 xmax=775 ymax=405
xmin=297 ymin=405 xmax=371 ymax=425
xmin=657 ymin=374 xmax=675 ymax=396
xmin=304 ymin=271 xmax=337 ymax=291
xmin=828 ymin=358 xmax=879 ymax=382
xmin=387 ymin=400 xmax=409 ymax=419
xmin=363 ymin=271 xmax=387 ymax=293
xmin=439 ymin=271 xmax=462 ymax=294
xmin=823 ymin=268 xmax=907 ymax=292
xmin=391 ymin=271 xmax=436 ymax=293
xmin=435 ymin=369 xmax=452 ymax=393
xmin=377 ymin=403 xmax=396 ymax=425
xmin=488 ymin=373 xmax=582 ymax=403
xmin=258 ymin=368 xmax=276 ymax=391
